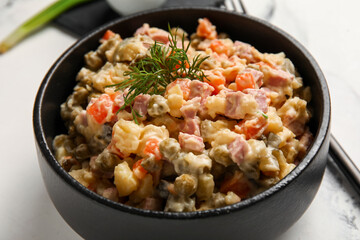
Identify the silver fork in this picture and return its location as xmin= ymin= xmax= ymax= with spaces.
xmin=224 ymin=0 xmax=277 ymax=21
xmin=224 ymin=0 xmax=247 ymax=14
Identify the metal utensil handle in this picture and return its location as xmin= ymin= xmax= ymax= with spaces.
xmin=329 ymin=134 xmax=360 ymax=195
xmin=224 ymin=0 xmax=247 ymax=14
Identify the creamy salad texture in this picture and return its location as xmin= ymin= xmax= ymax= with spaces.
xmin=53 ymin=18 xmax=313 ymax=212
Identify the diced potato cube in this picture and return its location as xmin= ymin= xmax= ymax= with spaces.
xmin=129 ymin=174 xmax=153 ymax=203
xmin=277 ymin=127 xmax=296 ymax=148
xmin=167 ymin=93 xmax=184 ymax=118
xmin=114 ymin=162 xmax=139 ymax=197
xmin=113 ymin=119 xmax=142 ymax=155
xmin=205 ymin=96 xmax=226 ymax=118
xmin=69 ymin=168 xmax=97 ymax=188
xmin=264 ymin=106 xmax=283 ymax=134
xmin=225 ymin=191 xmax=241 ymax=205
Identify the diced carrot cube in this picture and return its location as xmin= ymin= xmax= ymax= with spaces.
xmin=210 ymin=39 xmax=229 ymax=55
xmin=204 ymin=70 xmax=226 ymax=95
xmin=234 ymin=115 xmax=268 ymax=140
xmin=102 ymin=30 xmax=115 ymax=41
xmin=144 ymin=138 xmax=162 ymax=160
xmin=235 ymin=72 xmax=255 ymax=91
xmin=196 ymin=18 xmax=217 ymax=40
xmin=133 ymin=159 xmax=148 ymax=180
xmin=86 ymin=94 xmax=113 ymax=124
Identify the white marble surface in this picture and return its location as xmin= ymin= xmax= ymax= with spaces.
xmin=0 ymin=0 xmax=359 ymax=239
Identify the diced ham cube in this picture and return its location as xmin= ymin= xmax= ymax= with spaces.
xmin=228 ymin=135 xmax=249 ymax=165
xmin=180 ymin=97 xmax=201 ymax=119
xmin=135 ymin=23 xmax=150 ymax=35
xmin=268 ymin=69 xmax=293 ymax=87
xmin=140 ymin=197 xmax=163 ymax=211
xmin=151 ymin=32 xmax=169 ymax=44
xmin=298 ymin=128 xmax=313 ymax=159
xmin=233 ymin=41 xmax=259 ymax=63
xmin=102 ymin=187 xmax=119 ymax=202
xmin=260 ymin=64 xmax=294 ymax=87
xmin=77 ymin=110 xmax=88 ymax=127
xmin=243 ymin=88 xmax=268 ymax=113
xmin=135 ymin=23 xmax=169 ymax=44
xmin=224 ymin=91 xmax=258 ymax=119
xmin=179 ymin=132 xmax=205 ymax=153
xmin=180 ymin=117 xmax=201 ymax=136
xmin=189 ymin=80 xmax=214 ymax=100
xmin=133 ymin=94 xmax=151 ymax=117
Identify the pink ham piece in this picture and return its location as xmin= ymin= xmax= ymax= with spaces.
xmin=102 ymin=187 xmax=119 ymax=202
xmin=180 ymin=117 xmax=201 ymax=136
xmin=188 ymin=80 xmax=215 ymax=117
xmin=225 ymin=91 xmax=252 ymax=119
xmin=133 ymin=94 xmax=151 ymax=117
xmin=134 ymin=24 xmax=150 ymax=35
xmin=228 ymin=135 xmax=249 ymax=166
xmin=178 ymin=132 xmax=205 ymax=153
xmin=268 ymin=69 xmax=293 ymax=87
xmin=180 ymin=97 xmax=201 ymax=119
xmin=298 ymin=128 xmax=313 ymax=160
xmin=233 ymin=41 xmax=258 ymax=63
xmin=140 ymin=197 xmax=163 ymax=211
xmin=260 ymin=64 xmax=293 ymax=87
xmin=150 ymin=32 xmax=170 ymax=44
xmin=188 ymin=80 xmax=214 ymax=100
xmin=135 ymin=23 xmax=169 ymax=44
xmin=243 ymin=68 xmax=264 ymax=88
xmin=284 ymin=119 xmax=305 ymax=137
xmin=77 ymin=110 xmax=88 ymax=127
xmin=243 ymin=89 xmax=268 ymax=113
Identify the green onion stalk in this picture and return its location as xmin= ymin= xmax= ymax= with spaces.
xmin=0 ymin=0 xmax=91 ymax=54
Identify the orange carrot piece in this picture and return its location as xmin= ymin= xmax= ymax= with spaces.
xmin=234 ymin=115 xmax=268 ymax=140
xmin=196 ymin=18 xmax=217 ymax=40
xmin=86 ymin=94 xmax=113 ymax=124
xmin=235 ymin=72 xmax=255 ymax=91
xmin=144 ymin=138 xmax=162 ymax=160
xmin=133 ymin=159 xmax=148 ymax=180
xmin=101 ymin=30 xmax=115 ymax=41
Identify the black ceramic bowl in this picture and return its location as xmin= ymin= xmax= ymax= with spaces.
xmin=33 ymin=7 xmax=331 ymax=240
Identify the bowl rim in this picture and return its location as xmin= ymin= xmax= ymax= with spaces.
xmin=33 ymin=6 xmax=331 ymax=219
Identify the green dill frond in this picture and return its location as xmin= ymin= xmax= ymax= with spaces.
xmin=108 ymin=24 xmax=209 ymax=124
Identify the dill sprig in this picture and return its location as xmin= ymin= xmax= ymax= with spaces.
xmin=109 ymin=24 xmax=209 ymax=124
xmin=258 ymin=111 xmax=268 ymax=119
